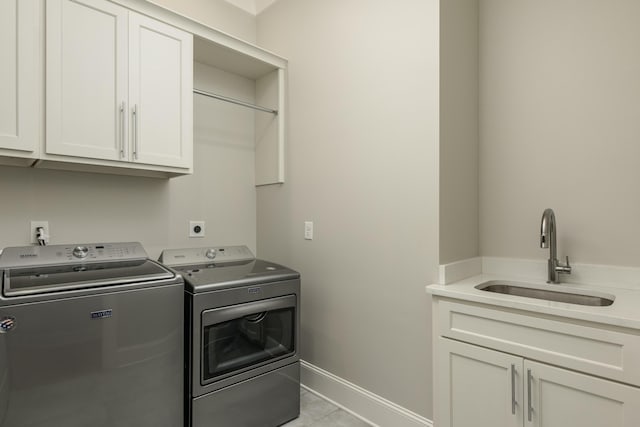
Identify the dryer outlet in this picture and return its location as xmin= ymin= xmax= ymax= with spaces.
xmin=189 ymin=221 xmax=205 ymax=238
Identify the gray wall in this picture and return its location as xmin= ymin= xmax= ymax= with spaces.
xmin=439 ymin=0 xmax=479 ymax=264
xmin=0 ymin=1 xmax=257 ymax=259
xmin=256 ymin=0 xmax=439 ymax=417
xmin=479 ymin=0 xmax=640 ymax=267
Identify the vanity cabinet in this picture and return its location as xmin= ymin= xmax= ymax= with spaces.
xmin=45 ymin=0 xmax=192 ymax=172
xmin=439 ymin=338 xmax=640 ymax=427
xmin=433 ymin=298 xmax=640 ymax=427
xmin=525 ymin=359 xmax=640 ymax=427
xmin=438 ymin=338 xmax=521 ymax=427
xmin=0 ymin=0 xmax=40 ymax=165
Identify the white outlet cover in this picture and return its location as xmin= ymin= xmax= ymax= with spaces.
xmin=189 ymin=221 xmax=205 ymax=238
xmin=30 ymin=221 xmax=50 ymax=244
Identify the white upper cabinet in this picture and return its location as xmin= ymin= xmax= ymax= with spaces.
xmin=45 ymin=0 xmax=193 ymax=173
xmin=129 ymin=13 xmax=192 ymax=168
xmin=46 ymin=0 xmax=128 ymax=162
xmin=0 ymin=0 xmax=40 ymax=162
xmin=0 ymin=0 xmax=286 ymax=179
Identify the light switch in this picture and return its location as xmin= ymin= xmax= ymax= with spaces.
xmin=304 ymin=221 xmax=313 ymax=240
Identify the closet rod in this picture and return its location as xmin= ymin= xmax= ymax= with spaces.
xmin=193 ymin=88 xmax=278 ymax=115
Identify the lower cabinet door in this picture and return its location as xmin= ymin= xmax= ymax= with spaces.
xmin=437 ymin=338 xmax=523 ymax=427
xmin=525 ymin=360 xmax=640 ymax=427
xmin=438 ymin=338 xmax=640 ymax=427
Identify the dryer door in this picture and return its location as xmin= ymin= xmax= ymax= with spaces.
xmin=200 ymin=295 xmax=296 ymax=384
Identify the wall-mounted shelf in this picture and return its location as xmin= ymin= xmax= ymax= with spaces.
xmin=114 ymin=0 xmax=288 ymax=185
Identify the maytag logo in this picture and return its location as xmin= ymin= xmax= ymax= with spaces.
xmin=90 ymin=309 xmax=113 ymax=320
xmin=248 ymin=287 xmax=261 ymax=295
xmin=0 ymin=317 xmax=16 ymax=333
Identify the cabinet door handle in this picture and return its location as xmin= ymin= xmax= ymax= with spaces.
xmin=527 ymin=368 xmax=533 ymax=422
xmin=119 ymin=102 xmax=125 ymax=158
xmin=511 ymin=364 xmax=517 ymax=415
xmin=132 ymin=105 xmax=138 ymax=160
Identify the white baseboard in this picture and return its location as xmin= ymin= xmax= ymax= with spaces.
xmin=300 ymin=360 xmax=433 ymax=427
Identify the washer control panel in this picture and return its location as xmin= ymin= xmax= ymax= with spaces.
xmin=0 ymin=242 xmax=147 ymax=268
xmin=159 ymin=245 xmax=254 ymax=267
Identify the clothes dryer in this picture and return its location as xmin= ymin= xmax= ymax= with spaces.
xmin=160 ymin=246 xmax=300 ymax=427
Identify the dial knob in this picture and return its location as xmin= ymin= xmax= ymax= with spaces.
xmin=72 ymin=246 xmax=89 ymax=259
xmin=205 ymin=248 xmax=216 ymax=260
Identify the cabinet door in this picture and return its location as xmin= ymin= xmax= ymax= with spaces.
xmin=46 ymin=0 xmax=128 ymax=161
xmin=525 ymin=360 xmax=640 ymax=427
xmin=0 ymin=0 xmax=39 ymax=154
xmin=437 ymin=338 xmax=523 ymax=427
xmin=128 ymin=13 xmax=192 ymax=169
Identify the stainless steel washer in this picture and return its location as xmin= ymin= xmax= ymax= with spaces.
xmin=159 ymin=246 xmax=300 ymax=427
xmin=0 ymin=242 xmax=184 ymax=427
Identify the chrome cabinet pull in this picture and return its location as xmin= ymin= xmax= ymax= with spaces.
xmin=527 ymin=368 xmax=533 ymax=422
xmin=132 ymin=105 xmax=138 ymax=160
xmin=511 ymin=364 xmax=517 ymax=415
xmin=119 ymin=102 xmax=125 ymax=158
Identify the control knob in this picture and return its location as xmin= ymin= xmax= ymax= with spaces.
xmin=72 ymin=246 xmax=89 ymax=259
xmin=205 ymin=248 xmax=216 ymax=260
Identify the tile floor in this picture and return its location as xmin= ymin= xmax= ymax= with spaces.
xmin=282 ymin=388 xmax=372 ymax=427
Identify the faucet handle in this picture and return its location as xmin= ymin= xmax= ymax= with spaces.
xmin=555 ymin=255 xmax=572 ymax=275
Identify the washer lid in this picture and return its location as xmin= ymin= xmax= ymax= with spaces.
xmin=2 ymin=259 xmax=174 ymax=297
xmin=175 ymin=259 xmax=299 ymax=293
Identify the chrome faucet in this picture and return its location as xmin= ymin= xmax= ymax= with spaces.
xmin=540 ymin=208 xmax=571 ymax=283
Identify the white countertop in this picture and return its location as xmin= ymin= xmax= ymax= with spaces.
xmin=427 ymin=274 xmax=640 ymax=330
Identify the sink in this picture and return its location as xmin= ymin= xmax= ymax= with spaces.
xmin=475 ymin=281 xmax=614 ymax=307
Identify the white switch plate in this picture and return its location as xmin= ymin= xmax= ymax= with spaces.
xmin=304 ymin=221 xmax=313 ymax=240
xmin=30 ymin=221 xmax=50 ymax=244
xmin=189 ymin=221 xmax=205 ymax=238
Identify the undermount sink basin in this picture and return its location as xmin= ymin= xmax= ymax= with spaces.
xmin=475 ymin=281 xmax=615 ymax=307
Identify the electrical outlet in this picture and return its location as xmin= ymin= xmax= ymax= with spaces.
xmin=189 ymin=221 xmax=205 ymax=238
xmin=30 ymin=221 xmax=50 ymax=244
